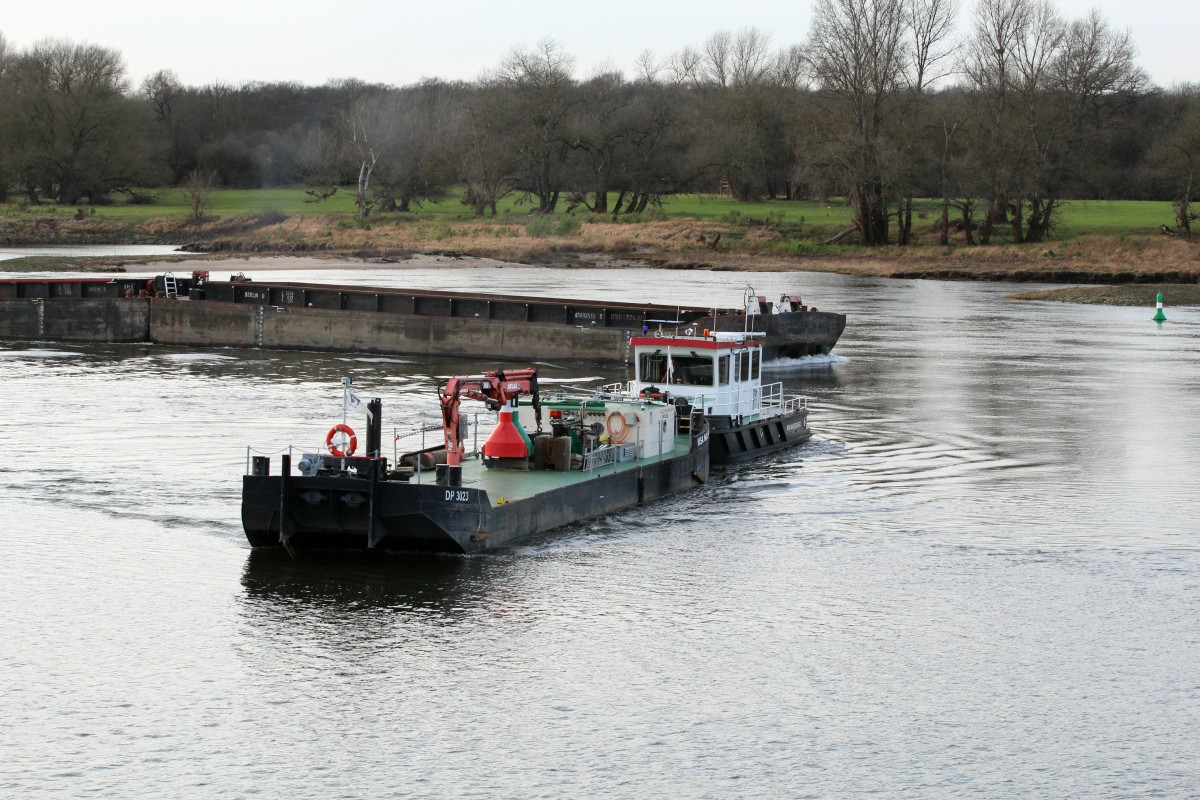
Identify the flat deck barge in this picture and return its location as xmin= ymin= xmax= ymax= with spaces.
xmin=0 ymin=274 xmax=846 ymax=363
xmin=242 ymin=373 xmax=711 ymax=554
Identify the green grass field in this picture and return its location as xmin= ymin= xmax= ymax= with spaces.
xmin=0 ymin=187 xmax=1179 ymax=238
xmin=1050 ymin=200 xmax=1177 ymax=236
xmin=668 ymin=197 xmax=1179 ymax=238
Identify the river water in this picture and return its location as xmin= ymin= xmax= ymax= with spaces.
xmin=1 ymin=264 xmax=1197 ymax=799
xmin=0 ymin=244 xmax=194 ymax=262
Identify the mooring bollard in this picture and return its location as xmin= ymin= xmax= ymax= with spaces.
xmin=1153 ymin=292 xmax=1167 ymax=323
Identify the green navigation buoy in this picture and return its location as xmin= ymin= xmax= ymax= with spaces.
xmin=1153 ymin=292 xmax=1167 ymax=322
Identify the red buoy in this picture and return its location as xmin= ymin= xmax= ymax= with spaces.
xmin=482 ymin=408 xmax=528 ymax=459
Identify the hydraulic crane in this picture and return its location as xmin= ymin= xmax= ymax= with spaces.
xmin=438 ymin=368 xmax=542 ymax=484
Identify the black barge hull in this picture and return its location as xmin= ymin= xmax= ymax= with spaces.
xmin=242 ymin=431 xmax=710 ymax=555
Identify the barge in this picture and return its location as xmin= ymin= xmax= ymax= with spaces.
xmin=198 ymin=279 xmax=844 ymax=361
xmin=0 ymin=273 xmax=845 ymax=364
xmin=242 ymin=370 xmax=710 ymax=554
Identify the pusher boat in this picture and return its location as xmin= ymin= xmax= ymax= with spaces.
xmin=616 ymin=329 xmax=812 ymax=464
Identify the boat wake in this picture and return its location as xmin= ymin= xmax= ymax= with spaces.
xmin=159 ymin=353 xmax=239 ymax=362
xmin=339 ymin=356 xmax=416 ymax=364
xmin=763 ymin=353 xmax=848 ymax=371
xmin=0 ymin=348 xmax=77 ymax=359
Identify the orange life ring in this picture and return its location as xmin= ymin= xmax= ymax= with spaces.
xmin=326 ymin=423 xmax=357 ymax=457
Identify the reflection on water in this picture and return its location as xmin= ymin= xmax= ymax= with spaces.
xmin=242 ymin=549 xmax=492 ymax=616
xmin=2 ymin=267 xmax=1200 ymax=798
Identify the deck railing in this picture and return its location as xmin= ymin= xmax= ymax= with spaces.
xmin=389 ymin=414 xmax=484 ymax=482
xmin=760 ymin=382 xmax=808 ymax=414
xmin=583 ymin=444 xmax=617 ymax=471
xmin=610 ymin=379 xmax=807 ymax=418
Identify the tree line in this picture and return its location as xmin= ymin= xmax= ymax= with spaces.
xmin=1 ymin=0 xmax=1198 ymax=245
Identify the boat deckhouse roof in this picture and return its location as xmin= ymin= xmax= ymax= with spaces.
xmin=630 ymin=333 xmax=763 ymax=350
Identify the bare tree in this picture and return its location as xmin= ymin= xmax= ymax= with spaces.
xmin=298 ymin=86 xmax=454 ymax=220
xmin=773 ymin=44 xmax=810 ymax=90
xmin=183 ymin=167 xmax=217 ymax=221
xmin=680 ymin=28 xmax=776 ymax=88
xmin=1054 ymin=11 xmax=1144 ymax=121
xmin=633 ymin=50 xmax=663 ymax=84
xmin=0 ymin=32 xmax=10 ymax=201
xmin=1144 ymin=94 xmax=1198 ymax=239
xmin=702 ymin=30 xmax=734 ymax=87
xmin=0 ymin=38 xmax=136 ymax=204
xmin=495 ymin=39 xmax=577 ymax=212
xmin=730 ymin=28 xmax=774 ymax=87
xmin=452 ymin=81 xmax=518 ymax=217
xmin=1051 ymin=9 xmax=1146 ymax=201
xmin=963 ymin=0 xmax=1145 ymax=243
xmin=1005 ymin=0 xmax=1065 ymax=242
xmin=613 ymin=81 xmax=693 ymax=213
xmin=807 ymin=0 xmax=910 ymax=245
xmin=897 ymin=0 xmax=961 ymax=244
xmin=375 ymin=83 xmax=457 ymax=212
xmin=140 ymin=69 xmax=192 ymax=181
xmin=664 ymin=45 xmax=703 ymax=86
xmin=962 ymin=0 xmax=1032 ymax=242
xmin=570 ymin=71 xmax=634 ymax=213
xmin=907 ymin=0 xmax=961 ymax=93
xmin=1159 ymin=120 xmax=1199 ymax=240
xmin=142 ymin=69 xmax=179 ymax=126
xmin=341 ymin=92 xmax=396 ymax=221
xmin=665 ymin=28 xmax=805 ymax=200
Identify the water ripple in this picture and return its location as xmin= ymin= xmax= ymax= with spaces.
xmin=4 ymin=272 xmax=1200 ymax=798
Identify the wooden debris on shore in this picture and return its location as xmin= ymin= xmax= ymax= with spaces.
xmin=823 ymin=227 xmax=857 ymax=245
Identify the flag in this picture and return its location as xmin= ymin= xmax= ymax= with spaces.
xmin=344 ymin=391 xmax=374 ymax=420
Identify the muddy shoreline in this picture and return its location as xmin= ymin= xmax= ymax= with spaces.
xmin=3 ymin=214 xmax=1199 ymax=305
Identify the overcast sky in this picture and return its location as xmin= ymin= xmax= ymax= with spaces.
xmin=2 ymin=0 xmax=1194 ymax=90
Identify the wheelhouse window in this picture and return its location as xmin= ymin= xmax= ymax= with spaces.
xmin=671 ymin=355 xmax=715 ymax=386
xmin=718 ymin=355 xmax=730 ymax=386
xmin=638 ymin=353 xmax=668 ymax=383
xmin=639 ymin=353 xmax=715 ymax=386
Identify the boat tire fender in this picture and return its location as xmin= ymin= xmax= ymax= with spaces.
xmin=326 ymin=423 xmax=358 ymax=457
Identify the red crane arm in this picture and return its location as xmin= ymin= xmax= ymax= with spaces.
xmin=438 ymin=369 xmax=541 ymax=466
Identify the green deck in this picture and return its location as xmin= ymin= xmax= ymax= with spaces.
xmin=407 ymin=434 xmax=693 ymax=505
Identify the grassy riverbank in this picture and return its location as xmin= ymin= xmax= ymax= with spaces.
xmin=1007 ymin=284 xmax=1200 ymax=305
xmin=3 ymin=191 xmax=1198 ymax=298
xmin=0 ymin=189 xmax=1179 ymax=232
